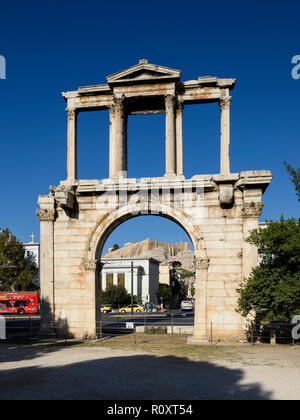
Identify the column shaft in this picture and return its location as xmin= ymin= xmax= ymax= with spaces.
xmin=219 ymin=95 xmax=231 ymax=174
xmin=113 ymin=97 xmax=127 ymax=179
xmin=67 ymin=108 xmax=78 ymax=181
xmin=109 ymin=106 xmax=115 ymax=179
xmin=124 ymin=113 xmax=128 ymax=173
xmin=176 ymin=101 xmax=184 ymax=176
xmin=165 ymin=95 xmax=176 ymax=177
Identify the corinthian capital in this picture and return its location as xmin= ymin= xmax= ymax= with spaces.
xmin=83 ymin=259 xmax=104 ymax=271
xmin=67 ymin=107 xmax=77 ymax=121
xmin=36 ymin=209 xmax=56 ymax=222
xmin=113 ymin=95 xmax=125 ymax=111
xmin=165 ymin=94 xmax=176 ymax=108
xmin=219 ymin=96 xmax=232 ymax=110
xmin=241 ymin=202 xmax=264 ymax=218
xmin=194 ymin=257 xmax=210 ymax=271
xmin=177 ymin=99 xmax=184 ymax=112
xmin=109 ymin=102 xmax=116 ymax=116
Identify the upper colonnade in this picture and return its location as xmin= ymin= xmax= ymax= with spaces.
xmin=62 ymin=60 xmax=236 ymax=182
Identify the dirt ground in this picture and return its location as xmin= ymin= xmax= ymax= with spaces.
xmin=0 ymin=336 xmax=299 ymax=400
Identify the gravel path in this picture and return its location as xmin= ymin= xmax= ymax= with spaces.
xmin=0 ymin=343 xmax=299 ymax=400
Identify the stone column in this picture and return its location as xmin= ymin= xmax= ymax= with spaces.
xmin=36 ymin=208 xmax=56 ymax=334
xmin=165 ymin=95 xmax=176 ymax=177
xmin=124 ymin=113 xmax=128 ymax=174
xmin=67 ymin=107 xmax=78 ymax=181
xmin=219 ymin=95 xmax=232 ymax=175
xmin=109 ymin=104 xmax=116 ymax=179
xmin=191 ymin=256 xmax=210 ymax=342
xmin=176 ymin=100 xmax=184 ymax=176
xmin=113 ymin=96 xmax=127 ymax=179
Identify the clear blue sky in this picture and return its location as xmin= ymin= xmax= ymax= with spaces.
xmin=0 ymin=0 xmax=299 ymax=252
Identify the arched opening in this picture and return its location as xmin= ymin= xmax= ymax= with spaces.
xmin=85 ymin=204 xmax=206 ymax=339
xmin=99 ymin=215 xmax=195 ymax=305
xmin=95 ymin=213 xmax=197 ymax=260
xmin=103 ymin=216 xmax=194 ymax=254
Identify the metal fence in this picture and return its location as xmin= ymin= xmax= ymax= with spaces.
xmin=1 ymin=315 xmax=40 ymax=340
xmin=97 ymin=313 xmax=194 ymax=344
xmin=1 ymin=314 xmax=299 ymax=346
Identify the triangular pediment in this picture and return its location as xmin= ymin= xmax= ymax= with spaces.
xmin=106 ymin=60 xmax=181 ymax=85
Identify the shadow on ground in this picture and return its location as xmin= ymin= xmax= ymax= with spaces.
xmin=0 ymin=343 xmax=272 ymax=400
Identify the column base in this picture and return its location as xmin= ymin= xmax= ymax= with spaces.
xmin=187 ymin=335 xmax=209 ymax=345
xmin=110 ymin=171 xmax=128 ymax=180
xmin=164 ymin=172 xmax=177 ymax=179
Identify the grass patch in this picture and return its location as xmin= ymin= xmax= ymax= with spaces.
xmin=97 ymin=333 xmax=236 ymax=361
xmin=144 ymin=327 xmax=167 ymax=335
xmin=1 ymin=334 xmax=239 ymax=362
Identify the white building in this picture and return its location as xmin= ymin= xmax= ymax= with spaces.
xmin=23 ymin=234 xmax=40 ymax=287
xmin=258 ymin=222 xmax=268 ymax=264
xmin=101 ymin=258 xmax=160 ymax=304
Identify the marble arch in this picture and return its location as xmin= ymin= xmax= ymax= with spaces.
xmin=37 ymin=60 xmax=272 ymax=340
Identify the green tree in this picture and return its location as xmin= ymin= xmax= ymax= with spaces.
xmin=175 ymin=267 xmax=195 ymax=279
xmin=112 ymin=244 xmax=120 ymax=251
xmin=157 ymin=283 xmax=172 ymax=305
xmin=101 ymin=284 xmax=131 ymax=306
xmin=237 ymin=218 xmax=300 ymax=321
xmin=284 ymin=162 xmax=300 ymax=201
xmin=238 ymin=163 xmax=300 ymax=321
xmin=0 ymin=228 xmax=38 ymax=291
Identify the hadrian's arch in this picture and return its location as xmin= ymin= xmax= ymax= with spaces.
xmin=37 ymin=60 xmax=272 ymax=341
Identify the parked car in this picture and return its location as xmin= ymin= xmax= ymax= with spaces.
xmin=119 ymin=304 xmax=144 ymax=314
xmin=100 ymin=304 xmax=112 ymax=314
xmin=181 ymin=299 xmax=194 ymax=311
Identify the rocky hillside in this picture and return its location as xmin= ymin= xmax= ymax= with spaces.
xmin=103 ymin=238 xmax=195 ymax=271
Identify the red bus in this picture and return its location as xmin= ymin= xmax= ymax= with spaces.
xmin=0 ymin=291 xmax=39 ymax=315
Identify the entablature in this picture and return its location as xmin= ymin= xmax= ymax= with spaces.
xmin=62 ymin=60 xmax=236 ymax=112
xmin=55 ymin=170 xmax=271 ymax=196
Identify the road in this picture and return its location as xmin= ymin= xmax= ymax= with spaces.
xmin=101 ymin=310 xmax=194 ymax=329
xmin=1 ymin=310 xmax=194 ymax=338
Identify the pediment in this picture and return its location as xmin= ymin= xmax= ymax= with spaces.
xmin=106 ymin=60 xmax=181 ymax=85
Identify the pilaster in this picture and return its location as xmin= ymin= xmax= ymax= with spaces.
xmin=241 ymin=202 xmax=264 ymax=278
xmin=191 ymin=255 xmax=210 ymax=342
xmin=36 ymin=203 xmax=56 ymax=333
